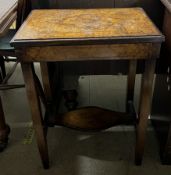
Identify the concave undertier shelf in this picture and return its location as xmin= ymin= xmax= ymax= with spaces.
xmin=45 ymin=106 xmax=136 ymax=131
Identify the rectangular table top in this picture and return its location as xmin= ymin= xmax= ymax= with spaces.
xmin=0 ymin=0 xmax=17 ymax=36
xmin=11 ymin=8 xmax=164 ymax=47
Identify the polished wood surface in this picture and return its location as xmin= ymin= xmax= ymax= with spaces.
xmin=126 ymin=60 xmax=137 ymax=112
xmin=47 ymin=107 xmax=134 ymax=131
xmin=18 ymin=43 xmax=161 ymax=62
xmin=13 ymin=7 xmax=163 ymax=168
xmin=0 ymin=0 xmax=17 ymax=36
xmin=40 ymin=63 xmax=52 ymax=103
xmin=135 ymin=59 xmax=156 ymax=165
xmin=21 ymin=63 xmax=49 ymax=169
xmin=12 ymin=8 xmax=163 ymax=46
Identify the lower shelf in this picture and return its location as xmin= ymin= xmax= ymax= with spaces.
xmin=45 ymin=106 xmax=136 ymax=131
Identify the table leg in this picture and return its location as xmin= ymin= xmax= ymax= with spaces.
xmin=126 ymin=60 xmax=137 ymax=112
xmin=0 ymin=56 xmax=6 ymax=81
xmin=21 ymin=63 xmax=49 ymax=169
xmin=135 ymin=59 xmax=156 ymax=165
xmin=40 ymin=62 xmax=52 ymax=103
xmin=0 ymin=96 xmax=10 ymax=151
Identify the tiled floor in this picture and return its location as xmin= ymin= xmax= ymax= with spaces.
xmin=0 ymin=63 xmax=171 ymax=175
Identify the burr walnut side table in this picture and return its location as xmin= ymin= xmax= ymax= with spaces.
xmin=11 ymin=8 xmax=164 ymax=169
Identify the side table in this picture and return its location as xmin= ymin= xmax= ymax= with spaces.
xmin=11 ymin=8 xmax=164 ymax=168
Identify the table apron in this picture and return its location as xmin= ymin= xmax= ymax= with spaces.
xmin=17 ymin=43 xmax=161 ymax=62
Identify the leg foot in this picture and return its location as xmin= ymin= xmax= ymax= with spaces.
xmin=0 ymin=125 xmax=10 ymax=152
xmin=43 ymin=161 xmax=49 ymax=169
xmin=135 ymin=159 xmax=142 ymax=166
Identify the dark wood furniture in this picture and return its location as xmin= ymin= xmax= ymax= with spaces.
xmin=11 ymin=8 xmax=164 ymax=169
xmin=30 ymin=0 xmax=164 ymax=111
xmin=0 ymin=0 xmax=17 ymax=151
xmin=0 ymin=0 xmax=17 ymax=81
xmin=0 ymin=0 xmax=31 ymax=151
xmin=151 ymin=0 xmax=171 ymax=164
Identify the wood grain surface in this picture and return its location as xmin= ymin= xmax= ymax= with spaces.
xmin=13 ymin=8 xmax=162 ymax=42
xmin=52 ymin=106 xmax=134 ymax=131
xmin=17 ymin=43 xmax=160 ymax=62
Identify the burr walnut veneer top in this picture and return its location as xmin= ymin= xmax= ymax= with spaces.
xmin=11 ymin=8 xmax=164 ymax=46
